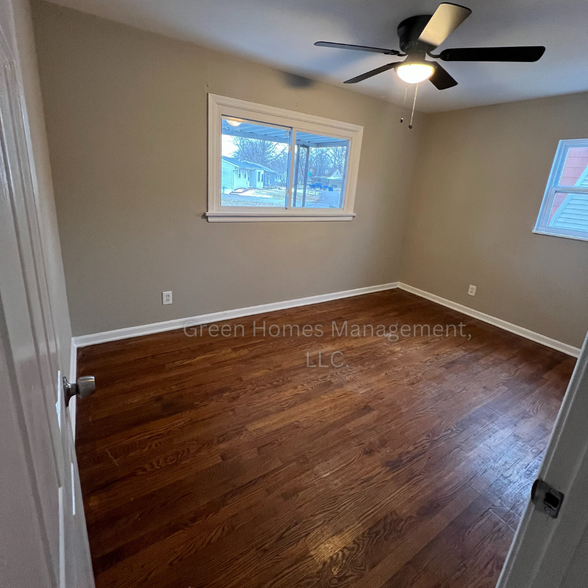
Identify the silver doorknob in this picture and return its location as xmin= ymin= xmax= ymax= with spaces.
xmin=63 ymin=375 xmax=95 ymax=406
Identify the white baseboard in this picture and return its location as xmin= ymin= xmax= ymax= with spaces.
xmin=66 ymin=281 xmax=580 ymax=482
xmin=71 ymin=280 xmax=580 ymax=359
xmin=73 ymin=282 xmax=400 ymax=348
xmin=398 ymin=283 xmax=581 ymax=358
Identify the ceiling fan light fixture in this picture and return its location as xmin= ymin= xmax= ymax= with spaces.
xmin=396 ymin=62 xmax=435 ymax=84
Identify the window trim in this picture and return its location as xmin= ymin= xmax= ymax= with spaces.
xmin=533 ymin=139 xmax=588 ymax=242
xmin=207 ymin=94 xmax=363 ymax=222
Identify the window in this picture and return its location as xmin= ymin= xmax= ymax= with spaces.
xmin=534 ymin=139 xmax=588 ymax=241
xmin=207 ymin=94 xmax=363 ymax=222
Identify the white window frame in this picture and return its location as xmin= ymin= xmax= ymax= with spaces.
xmin=534 ymin=139 xmax=588 ymax=242
xmin=207 ymin=94 xmax=363 ymax=222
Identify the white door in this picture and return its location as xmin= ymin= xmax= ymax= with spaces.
xmin=0 ymin=9 xmax=94 ymax=588
xmin=498 ymin=334 xmax=588 ymax=588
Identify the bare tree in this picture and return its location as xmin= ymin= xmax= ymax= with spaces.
xmin=233 ymin=138 xmax=287 ymax=172
xmin=233 ymin=138 xmax=347 ymax=179
xmin=308 ymin=146 xmax=348 ymax=178
xmin=328 ymin=146 xmax=347 ymax=176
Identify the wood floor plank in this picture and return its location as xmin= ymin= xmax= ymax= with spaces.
xmin=76 ymin=290 xmax=574 ymax=588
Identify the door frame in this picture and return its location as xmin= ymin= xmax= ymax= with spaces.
xmin=0 ymin=0 xmax=94 ymax=585
xmin=498 ymin=335 xmax=588 ymax=587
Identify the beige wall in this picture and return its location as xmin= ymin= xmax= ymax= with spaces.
xmin=32 ymin=2 xmax=588 ymax=348
xmin=401 ymin=93 xmax=588 ymax=348
xmin=32 ymin=1 xmax=423 ymax=336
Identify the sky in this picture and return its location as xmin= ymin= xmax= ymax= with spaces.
xmin=222 ymin=135 xmax=237 ymax=157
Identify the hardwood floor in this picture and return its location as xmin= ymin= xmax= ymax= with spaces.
xmin=76 ymin=290 xmax=575 ymax=588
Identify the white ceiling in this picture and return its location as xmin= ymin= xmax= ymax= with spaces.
xmin=45 ymin=0 xmax=588 ymax=112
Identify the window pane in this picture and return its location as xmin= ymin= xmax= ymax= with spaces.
xmin=546 ymin=191 xmax=588 ymax=235
xmin=221 ymin=117 xmax=291 ymax=207
xmin=291 ymin=132 xmax=349 ymax=209
xmin=558 ymin=146 xmax=588 ymax=187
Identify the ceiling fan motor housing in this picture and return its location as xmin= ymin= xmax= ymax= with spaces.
xmin=397 ymin=15 xmax=434 ymax=54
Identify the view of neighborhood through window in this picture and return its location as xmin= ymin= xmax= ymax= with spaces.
xmin=292 ymin=132 xmax=349 ymax=209
xmin=221 ymin=117 xmax=350 ymax=210
xmin=535 ymin=140 xmax=588 ymax=241
xmin=221 ymin=117 xmax=291 ymax=208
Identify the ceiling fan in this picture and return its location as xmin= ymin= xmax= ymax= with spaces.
xmin=315 ymin=2 xmax=545 ymax=90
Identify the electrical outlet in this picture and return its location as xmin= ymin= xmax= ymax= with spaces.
xmin=468 ymin=285 xmax=477 ymax=297
xmin=162 ymin=291 xmax=173 ymax=305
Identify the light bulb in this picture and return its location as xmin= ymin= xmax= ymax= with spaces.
xmin=227 ymin=119 xmax=242 ymax=127
xmin=396 ymin=63 xmax=435 ymax=84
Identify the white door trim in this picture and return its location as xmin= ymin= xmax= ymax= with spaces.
xmin=69 ymin=339 xmax=77 ymax=439
xmin=0 ymin=1 xmax=94 ymax=585
xmin=497 ymin=335 xmax=588 ymax=588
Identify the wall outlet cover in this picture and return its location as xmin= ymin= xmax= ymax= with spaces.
xmin=468 ymin=285 xmax=477 ymax=296
xmin=162 ymin=291 xmax=173 ymax=305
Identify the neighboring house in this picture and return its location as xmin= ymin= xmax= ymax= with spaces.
xmin=573 ymin=166 xmax=588 ymax=189
xmin=313 ymin=170 xmax=344 ymax=191
xmin=549 ymin=166 xmax=588 ymax=234
xmin=550 ymin=153 xmax=588 ymax=220
xmin=221 ymin=156 xmax=283 ymax=192
xmin=222 ymin=157 xmax=249 ymax=192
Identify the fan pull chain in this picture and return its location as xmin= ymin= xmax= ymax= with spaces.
xmin=408 ymin=83 xmax=419 ymax=129
xmin=400 ymin=85 xmax=408 ymax=123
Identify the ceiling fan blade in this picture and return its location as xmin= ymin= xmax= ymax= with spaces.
xmin=314 ymin=41 xmax=400 ymax=56
xmin=429 ymin=64 xmax=458 ymax=90
xmin=344 ymin=62 xmax=399 ymax=84
xmin=418 ymin=3 xmax=472 ymax=48
xmin=439 ymin=46 xmax=545 ymax=62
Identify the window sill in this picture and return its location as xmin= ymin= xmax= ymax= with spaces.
xmin=205 ymin=211 xmax=356 ymax=223
xmin=533 ymin=229 xmax=588 ymax=243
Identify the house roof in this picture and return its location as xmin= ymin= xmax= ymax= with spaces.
xmin=222 ymin=156 xmax=277 ymax=174
xmin=314 ymin=170 xmax=343 ymax=180
xmin=221 ymin=120 xmax=348 ymax=148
